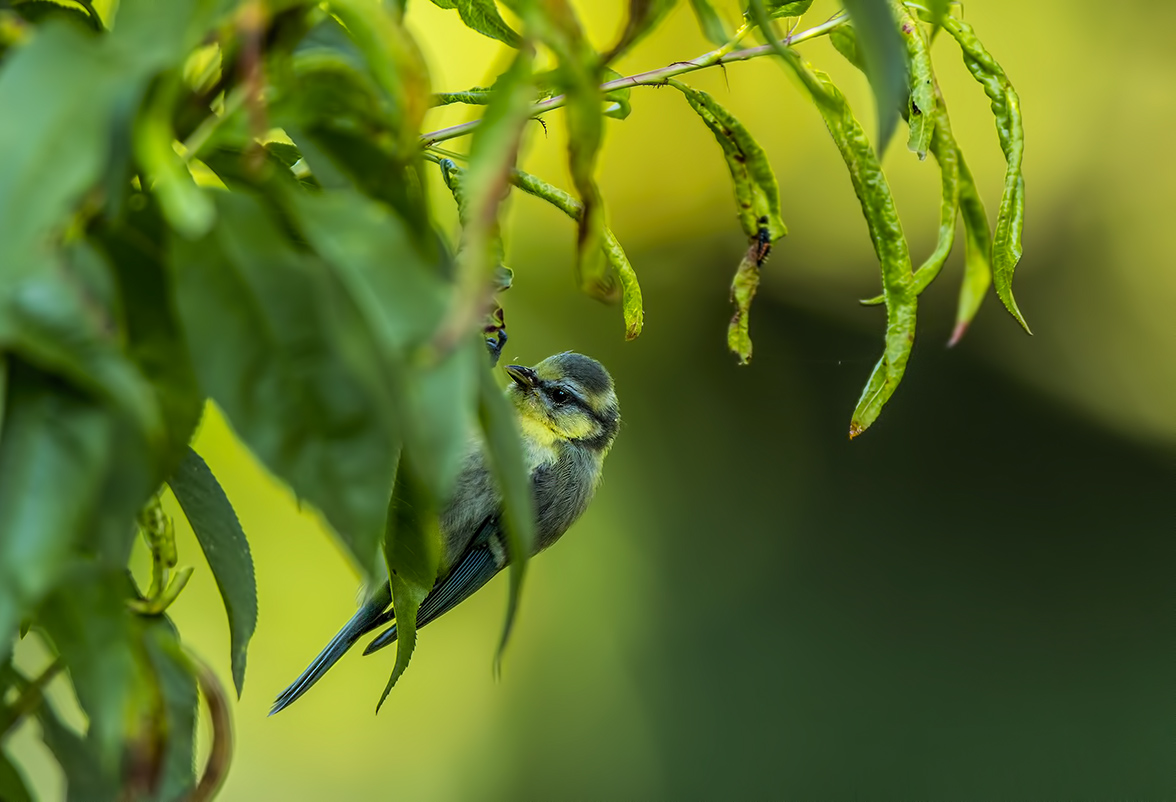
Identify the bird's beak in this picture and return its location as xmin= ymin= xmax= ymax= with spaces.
xmin=505 ymin=364 xmax=538 ymax=389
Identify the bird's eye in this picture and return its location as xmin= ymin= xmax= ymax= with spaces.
xmin=548 ymin=387 xmax=570 ymax=405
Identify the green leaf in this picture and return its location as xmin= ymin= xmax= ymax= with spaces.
xmin=133 ymin=72 xmax=215 ymax=239
xmin=688 ymin=0 xmax=728 ymax=46
xmin=727 ymin=248 xmax=762 ymax=364
xmin=476 ymin=364 xmax=536 ymax=665
xmin=604 ymin=228 xmax=645 ymax=340
xmin=602 ymin=68 xmax=632 ymax=120
xmin=949 ymin=152 xmax=993 ymax=346
xmin=894 ymin=3 xmax=936 ymax=159
xmin=667 ymin=79 xmax=787 ymax=241
xmin=168 ymin=447 xmax=257 ymax=697
xmin=942 ymin=16 xmax=1030 ymax=334
xmin=140 ymin=620 xmax=198 ymax=802
xmin=172 ymin=190 xmax=400 ymax=579
xmin=927 ymin=0 xmax=950 ymax=31
xmin=518 ymin=0 xmax=614 ymax=302
xmin=841 ymin=0 xmax=906 ymax=153
xmin=829 ymin=25 xmax=864 ymax=71
xmin=431 ymin=0 xmax=523 ymax=48
xmin=38 ymin=567 xmax=136 ymax=770
xmin=377 ymin=456 xmax=443 ymax=711
xmin=773 ymin=52 xmax=916 ymax=437
xmin=435 ymin=48 xmax=535 ymax=353
xmin=602 ymin=0 xmax=676 ymax=64
xmin=509 ymin=169 xmax=644 ymax=340
xmin=765 ymin=0 xmax=814 ymax=18
xmin=0 ymin=749 xmax=32 ymax=802
xmin=94 ymin=201 xmax=205 ymax=478
xmin=0 ymin=364 xmax=113 ymax=652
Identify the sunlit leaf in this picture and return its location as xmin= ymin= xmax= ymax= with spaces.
xmin=509 ymin=169 xmax=644 ymax=341
xmin=477 ymin=364 xmax=536 ymax=664
xmin=765 ymin=0 xmax=814 ymax=18
xmin=377 ymin=456 xmax=443 ymax=711
xmin=435 ymin=48 xmax=535 ymax=353
xmin=773 ymin=51 xmax=916 ymax=437
xmin=168 ymin=447 xmax=257 ymax=697
xmin=0 ymin=365 xmax=113 ymax=652
xmin=668 ymin=79 xmax=787 ymax=241
xmin=893 ymin=4 xmax=936 ymax=159
xmin=942 ymin=16 xmax=1030 ymax=334
xmin=172 ymin=190 xmax=400 ymax=580
xmin=429 ymin=0 xmax=522 ymax=47
xmin=927 ymin=0 xmax=950 ymax=32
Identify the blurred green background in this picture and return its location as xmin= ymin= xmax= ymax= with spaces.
xmin=12 ymin=0 xmax=1176 ymax=797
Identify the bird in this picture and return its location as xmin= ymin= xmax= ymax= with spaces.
xmin=270 ymin=352 xmax=620 ymax=714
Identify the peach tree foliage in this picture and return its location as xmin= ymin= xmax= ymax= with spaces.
xmin=0 ymin=0 xmax=1025 ymax=797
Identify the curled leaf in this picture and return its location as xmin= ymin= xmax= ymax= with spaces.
xmin=667 ymin=79 xmax=787 ymax=241
xmin=942 ymin=16 xmax=1030 ymax=334
xmin=509 ymin=168 xmax=644 ymax=341
xmin=894 ymin=3 xmax=936 ymax=159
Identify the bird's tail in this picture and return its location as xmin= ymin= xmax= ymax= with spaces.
xmin=269 ymin=583 xmax=393 ymax=715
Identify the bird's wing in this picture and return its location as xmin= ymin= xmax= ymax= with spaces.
xmin=270 ymin=582 xmax=393 ymax=715
xmin=362 ymin=533 xmax=503 ymax=655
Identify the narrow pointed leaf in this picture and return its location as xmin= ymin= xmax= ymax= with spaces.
xmin=688 ymin=0 xmax=728 ymax=46
xmin=839 ymin=0 xmax=906 ymax=153
xmin=774 ymin=52 xmax=916 ymax=436
xmin=950 ymin=152 xmax=993 ymax=346
xmin=168 ymin=447 xmax=258 ymax=697
xmin=765 ymin=0 xmax=814 ymax=18
xmin=894 ymin=3 xmax=936 ymax=158
xmin=377 ymin=457 xmax=443 ymax=710
xmin=429 ymin=0 xmax=522 ymax=47
xmin=603 ymin=0 xmax=677 ymax=64
xmin=436 ymin=48 xmax=536 ymax=353
xmin=477 ymin=364 xmax=536 ymax=665
xmin=668 ymin=79 xmax=787 ymax=241
xmin=509 ymin=169 xmax=644 ymax=340
xmin=942 ymin=16 xmax=1029 ymax=333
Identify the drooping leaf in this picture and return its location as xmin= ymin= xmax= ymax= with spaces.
xmin=0 ymin=364 xmax=113 ymax=652
xmin=428 ymin=0 xmax=522 ymax=47
xmin=95 ymin=200 xmax=205 ymax=479
xmin=829 ymin=25 xmax=864 ymax=70
xmin=688 ymin=0 xmax=728 ymax=45
xmin=950 ymin=152 xmax=994 ymax=346
xmin=668 ymin=79 xmax=787 ymax=241
xmin=927 ymin=0 xmax=950 ymax=32
xmin=509 ymin=169 xmax=645 ymax=341
xmin=603 ymin=0 xmax=677 ymax=64
xmin=942 ymin=16 xmax=1030 ymax=334
xmin=892 ymin=3 xmax=936 ymax=158
xmin=168 ymin=447 xmax=257 ymax=697
xmin=172 ymin=190 xmax=400 ymax=580
xmin=38 ymin=567 xmax=136 ymax=771
xmin=517 ymin=0 xmax=613 ymax=302
xmin=773 ymin=51 xmax=916 ymax=437
xmin=377 ymin=456 xmax=443 ymax=711
xmin=838 ymin=0 xmax=906 ymax=153
xmin=434 ymin=48 xmax=535 ymax=354
xmin=727 ymin=246 xmax=763 ymax=364
xmin=140 ymin=620 xmax=198 ymax=802
xmin=476 ymin=364 xmax=536 ymax=665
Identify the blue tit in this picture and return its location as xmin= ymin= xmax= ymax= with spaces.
xmin=270 ymin=352 xmax=620 ymax=714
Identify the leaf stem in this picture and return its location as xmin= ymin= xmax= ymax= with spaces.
xmin=420 ymin=13 xmax=849 ymax=146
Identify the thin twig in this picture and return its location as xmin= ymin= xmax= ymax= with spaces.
xmin=420 ymin=14 xmax=848 ymax=147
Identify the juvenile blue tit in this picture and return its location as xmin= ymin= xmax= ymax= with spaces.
xmin=271 ymin=352 xmax=619 ymax=714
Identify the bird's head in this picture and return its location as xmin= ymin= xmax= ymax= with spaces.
xmin=505 ymin=352 xmax=620 ymax=455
